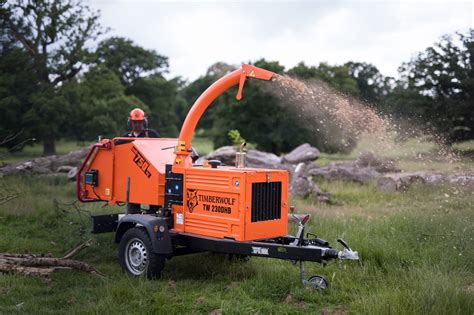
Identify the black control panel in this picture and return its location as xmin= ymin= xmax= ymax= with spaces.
xmin=164 ymin=164 xmax=183 ymax=210
xmin=85 ymin=169 xmax=98 ymax=187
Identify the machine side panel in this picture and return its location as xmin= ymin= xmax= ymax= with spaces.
xmin=132 ymin=139 xmax=182 ymax=174
xmin=181 ymin=168 xmax=245 ymax=240
xmin=84 ymin=148 xmax=114 ymax=201
xmin=244 ymin=170 xmax=288 ymax=240
xmin=111 ymin=143 xmax=161 ymax=205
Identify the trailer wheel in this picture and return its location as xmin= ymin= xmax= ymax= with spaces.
xmin=307 ymin=275 xmax=329 ymax=290
xmin=118 ymin=227 xmax=165 ymax=279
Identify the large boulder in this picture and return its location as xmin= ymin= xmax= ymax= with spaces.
xmin=201 ymin=146 xmax=236 ymax=166
xmin=377 ymin=172 xmax=474 ymax=192
xmin=201 ymin=146 xmax=282 ymax=169
xmin=246 ymin=149 xmax=281 ymax=169
xmin=288 ymin=162 xmax=330 ymax=203
xmin=289 ymin=176 xmax=330 ymax=203
xmin=376 ymin=173 xmax=425 ymax=192
xmin=308 ymin=162 xmax=380 ymax=184
xmin=282 ymin=143 xmax=320 ymax=164
xmin=447 ymin=175 xmax=474 ymax=186
xmin=355 ymin=151 xmax=400 ymax=173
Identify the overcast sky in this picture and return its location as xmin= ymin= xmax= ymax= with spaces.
xmin=90 ymin=0 xmax=473 ymax=82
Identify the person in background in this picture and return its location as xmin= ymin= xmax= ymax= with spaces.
xmin=123 ymin=108 xmax=159 ymax=214
xmin=122 ymin=108 xmax=199 ymax=214
xmin=124 ymin=108 xmax=160 ymax=138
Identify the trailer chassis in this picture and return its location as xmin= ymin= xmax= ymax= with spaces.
xmin=92 ymin=210 xmax=358 ymax=289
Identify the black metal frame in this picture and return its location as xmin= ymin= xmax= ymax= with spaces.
xmin=172 ymin=233 xmax=339 ymax=263
xmin=91 ymin=213 xmax=339 ymax=264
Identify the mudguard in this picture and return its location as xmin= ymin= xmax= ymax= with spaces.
xmin=115 ymin=214 xmax=173 ymax=254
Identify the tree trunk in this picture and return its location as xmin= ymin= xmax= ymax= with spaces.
xmin=43 ymin=137 xmax=56 ymax=155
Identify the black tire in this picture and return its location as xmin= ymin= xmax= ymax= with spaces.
xmin=307 ymin=275 xmax=329 ymax=290
xmin=118 ymin=227 xmax=165 ymax=279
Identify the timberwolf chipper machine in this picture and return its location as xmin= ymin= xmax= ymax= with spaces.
xmin=77 ymin=64 xmax=359 ymax=289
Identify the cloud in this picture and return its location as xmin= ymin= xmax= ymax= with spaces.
xmin=90 ymin=0 xmax=473 ymax=81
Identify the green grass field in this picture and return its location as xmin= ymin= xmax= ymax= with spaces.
xmin=0 ymin=138 xmax=473 ymax=314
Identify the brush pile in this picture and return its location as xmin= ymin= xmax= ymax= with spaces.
xmin=0 ymin=239 xmax=104 ymax=282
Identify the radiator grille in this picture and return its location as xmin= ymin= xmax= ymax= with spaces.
xmin=251 ymin=182 xmax=281 ymax=222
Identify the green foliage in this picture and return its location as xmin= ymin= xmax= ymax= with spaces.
xmin=180 ymin=62 xmax=238 ymax=131
xmin=185 ymin=59 xmax=362 ymax=154
xmin=60 ymin=66 xmax=146 ymax=140
xmin=1 ymin=5 xmax=184 ymax=151
xmin=95 ymin=37 xmax=169 ymax=88
xmin=227 ymin=129 xmax=246 ymax=147
xmin=345 ymin=61 xmax=395 ymax=104
xmin=287 ymin=61 xmax=360 ymax=96
xmin=1 ymin=0 xmax=103 ymax=154
xmin=1 ymin=0 xmax=472 ymax=158
xmin=0 ymin=47 xmax=37 ymax=150
xmin=126 ymin=74 xmax=182 ymax=137
xmin=387 ymin=29 xmax=474 ymax=143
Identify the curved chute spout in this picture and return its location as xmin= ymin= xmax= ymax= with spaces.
xmin=173 ymin=64 xmax=275 ymax=168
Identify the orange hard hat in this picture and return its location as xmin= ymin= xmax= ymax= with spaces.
xmin=129 ymin=108 xmax=145 ymax=121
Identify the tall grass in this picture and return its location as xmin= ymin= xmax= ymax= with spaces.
xmin=0 ymin=138 xmax=473 ymax=313
xmin=0 ymin=174 xmax=472 ymax=314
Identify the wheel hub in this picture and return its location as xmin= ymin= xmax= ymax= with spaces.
xmin=125 ymin=239 xmax=148 ymax=275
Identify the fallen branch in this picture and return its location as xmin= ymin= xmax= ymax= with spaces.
xmin=61 ymin=238 xmax=93 ymax=259
xmin=0 ymin=239 xmax=105 ymax=280
xmin=0 ymin=252 xmax=53 ymax=258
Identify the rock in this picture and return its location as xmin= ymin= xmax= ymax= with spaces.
xmin=202 ymin=146 xmax=282 ymax=169
xmin=289 ymin=174 xmax=330 ymax=203
xmin=282 ymin=143 xmax=320 ymax=164
xmin=202 ymin=146 xmax=236 ymax=166
xmin=287 ymin=161 xmax=330 ymax=203
xmin=355 ymin=151 xmax=400 ymax=173
xmin=246 ymin=149 xmax=281 ymax=169
xmin=447 ymin=175 xmax=474 ymax=186
xmin=290 ymin=177 xmax=313 ymax=197
xmin=376 ymin=177 xmax=398 ymax=192
xmin=377 ymin=172 xmax=474 ymax=192
xmin=308 ymin=162 xmax=380 ymax=184
xmin=377 ymin=172 xmax=427 ymax=192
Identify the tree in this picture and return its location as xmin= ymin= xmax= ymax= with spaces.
xmin=95 ymin=36 xmax=183 ymax=136
xmin=96 ymin=37 xmax=169 ymax=89
xmin=345 ymin=61 xmax=395 ymax=105
xmin=127 ymin=75 xmax=183 ymax=137
xmin=180 ymin=62 xmax=238 ymax=133
xmin=60 ymin=66 xmax=146 ymax=141
xmin=287 ymin=62 xmax=360 ymax=96
xmin=0 ymin=42 xmax=37 ymax=150
xmin=391 ymin=29 xmax=474 ymax=142
xmin=1 ymin=0 xmax=103 ymax=154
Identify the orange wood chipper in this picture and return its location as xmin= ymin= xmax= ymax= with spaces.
xmin=77 ymin=64 xmax=358 ymax=289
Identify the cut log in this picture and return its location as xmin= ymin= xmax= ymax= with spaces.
xmin=0 ymin=239 xmax=104 ymax=279
xmin=0 ymin=146 xmax=90 ymax=176
xmin=0 ymin=256 xmax=105 ymax=277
